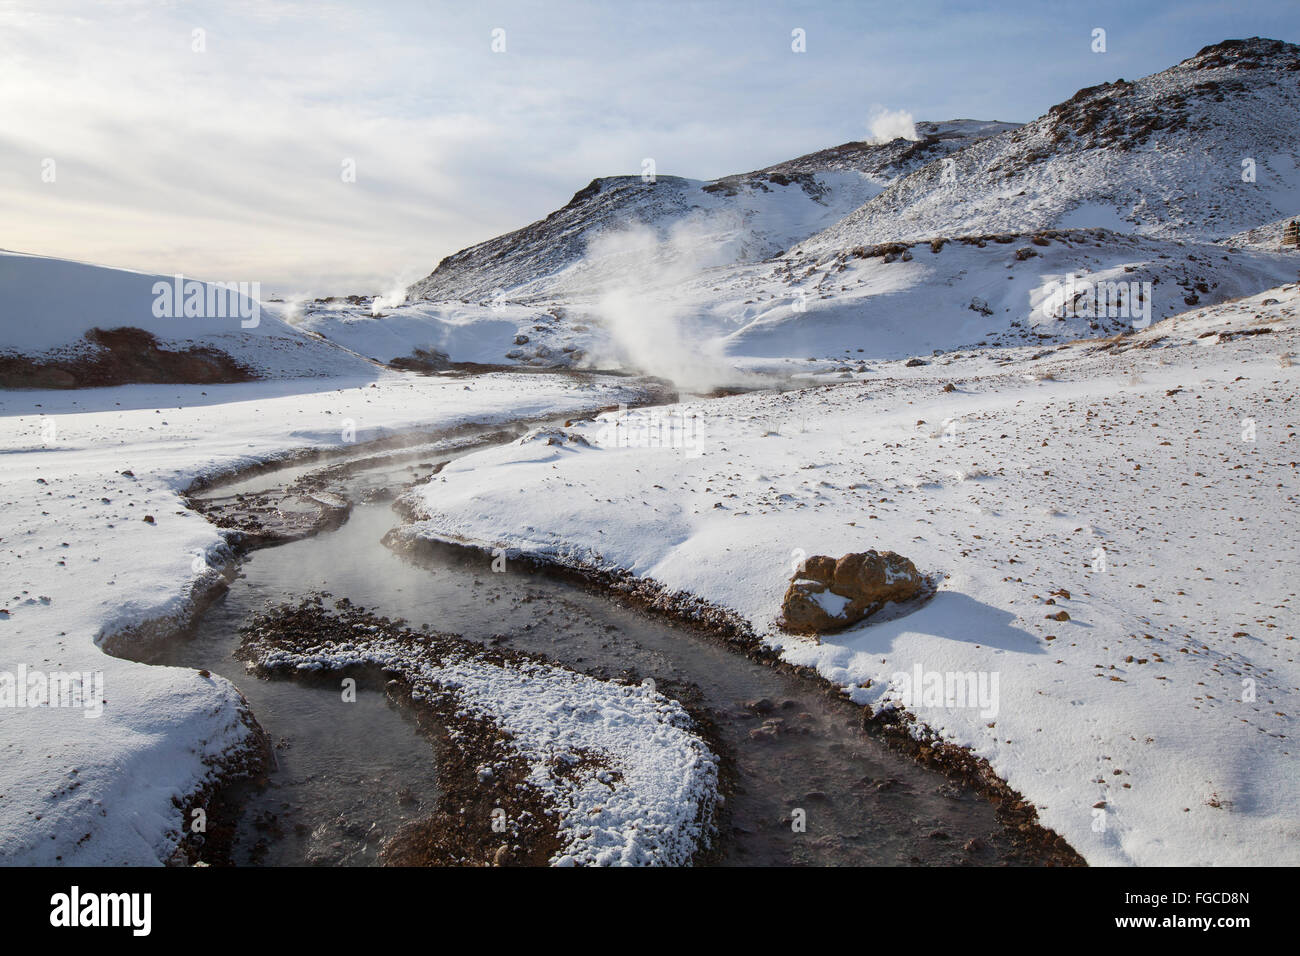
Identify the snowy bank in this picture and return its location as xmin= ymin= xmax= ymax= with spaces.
xmin=398 ymin=286 xmax=1300 ymax=866
xmin=0 ymin=370 xmax=649 ymax=864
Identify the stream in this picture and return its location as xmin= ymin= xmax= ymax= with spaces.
xmin=135 ymin=414 xmax=1037 ymax=866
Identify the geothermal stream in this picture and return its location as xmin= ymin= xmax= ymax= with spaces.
xmin=128 ymin=411 xmax=1049 ymax=866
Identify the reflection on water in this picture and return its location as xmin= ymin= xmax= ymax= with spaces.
xmin=158 ymin=435 xmax=1022 ymax=866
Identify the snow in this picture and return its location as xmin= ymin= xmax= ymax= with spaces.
xmin=248 ymin=634 xmax=717 ymax=866
xmin=1058 ymin=202 xmax=1135 ymax=233
xmin=807 ymin=587 xmax=852 ymax=619
xmin=397 ymin=285 xmax=1300 ymax=866
xmin=0 ymin=250 xmax=374 ymax=378
xmin=5 ymin=37 xmax=1300 ymax=868
xmin=795 ymin=39 xmax=1300 ymax=254
xmin=293 ymin=300 xmax=543 ymax=367
xmin=0 ymin=368 xmax=651 ymax=864
xmin=716 ymin=233 xmax=1296 ymax=363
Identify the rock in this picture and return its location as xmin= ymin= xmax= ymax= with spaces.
xmin=904 ymin=357 xmax=927 ymax=367
xmin=802 ymin=554 xmax=836 ymax=579
xmin=781 ymin=550 xmax=925 ymax=634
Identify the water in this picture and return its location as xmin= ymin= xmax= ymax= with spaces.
xmin=148 ymin=426 xmax=1030 ymax=866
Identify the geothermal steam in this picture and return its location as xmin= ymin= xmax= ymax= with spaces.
xmin=585 ymin=214 xmax=744 ymax=392
xmin=866 ymin=107 xmax=919 ymax=145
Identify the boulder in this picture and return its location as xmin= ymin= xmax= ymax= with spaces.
xmin=781 ymin=550 xmax=925 ymax=634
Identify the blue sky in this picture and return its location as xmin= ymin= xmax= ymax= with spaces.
xmin=2 ymin=0 xmax=1297 ymax=293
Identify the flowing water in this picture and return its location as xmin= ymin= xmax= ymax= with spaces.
xmin=144 ymin=421 xmax=1031 ymax=866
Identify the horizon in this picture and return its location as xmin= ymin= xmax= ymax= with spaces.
xmin=3 ymin=0 xmax=1299 ymax=296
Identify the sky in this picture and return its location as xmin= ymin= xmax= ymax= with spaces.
xmin=2 ymin=0 xmax=1298 ymax=296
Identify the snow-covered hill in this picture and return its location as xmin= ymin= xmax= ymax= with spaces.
xmin=795 ymin=38 xmax=1300 ymax=258
xmin=317 ymin=223 xmax=1298 ymax=387
xmin=685 ymin=229 xmax=1300 ymax=364
xmin=10 ymin=41 xmax=1300 ymax=390
xmin=406 ymin=120 xmax=1018 ymax=303
xmin=385 ymin=41 xmax=1300 ymax=381
xmin=0 ymin=251 xmax=376 ymax=386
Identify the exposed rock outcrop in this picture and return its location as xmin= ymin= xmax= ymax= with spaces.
xmin=781 ymin=550 xmax=925 ymax=634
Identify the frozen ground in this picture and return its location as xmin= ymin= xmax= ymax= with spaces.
xmin=397 ymin=285 xmax=1300 ymax=866
xmin=0 ymin=370 xmax=655 ymax=864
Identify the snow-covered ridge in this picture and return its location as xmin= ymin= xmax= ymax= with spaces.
xmin=681 ymin=228 xmax=1300 ymax=363
xmin=405 ymin=120 xmax=1019 ymax=303
xmin=794 ymin=38 xmax=1300 ymax=257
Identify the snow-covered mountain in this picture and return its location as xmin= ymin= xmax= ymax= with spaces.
xmin=406 ymin=120 xmax=1019 ymax=303
xmin=383 ymin=39 xmax=1300 ymax=379
xmin=794 ymin=37 xmax=1300 ymax=258
xmin=8 ymin=40 xmax=1300 ymax=387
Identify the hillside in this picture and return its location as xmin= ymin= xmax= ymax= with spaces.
xmin=794 ymin=38 xmax=1300 ymax=259
xmin=0 ymin=251 xmax=376 ymax=387
xmin=406 ymin=120 xmax=1018 ymax=303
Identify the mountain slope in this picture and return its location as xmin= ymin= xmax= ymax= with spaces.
xmin=795 ymin=38 xmax=1300 ymax=259
xmin=681 ymin=229 xmax=1300 ymax=362
xmin=406 ymin=120 xmax=1018 ymax=303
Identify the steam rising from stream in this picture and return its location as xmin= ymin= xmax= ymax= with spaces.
xmin=585 ymin=215 xmax=752 ymax=393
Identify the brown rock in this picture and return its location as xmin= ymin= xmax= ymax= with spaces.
xmin=798 ymin=554 xmax=836 ymax=583
xmin=781 ymin=550 xmax=925 ymax=634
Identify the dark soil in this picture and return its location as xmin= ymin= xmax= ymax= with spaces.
xmin=0 ymin=326 xmax=257 ymax=389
